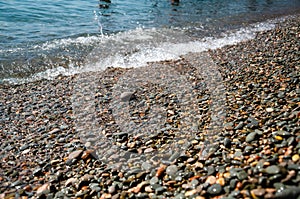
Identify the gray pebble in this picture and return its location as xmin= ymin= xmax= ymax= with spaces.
xmin=207 ymin=184 xmax=222 ymax=195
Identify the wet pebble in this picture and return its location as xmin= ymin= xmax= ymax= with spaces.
xmin=207 ymin=184 xmax=222 ymax=195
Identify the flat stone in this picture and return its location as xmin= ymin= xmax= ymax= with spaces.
xmin=142 ymin=162 xmax=152 ymax=170
xmin=166 ymin=165 xmax=178 ymax=176
xmin=237 ymin=170 xmax=248 ymax=180
xmin=251 ymin=188 xmax=265 ymax=197
xmin=108 ymin=185 xmax=116 ymax=194
xmin=207 ymin=184 xmax=222 ymax=195
xmin=120 ymin=91 xmax=135 ymax=101
xmin=265 ymin=165 xmax=280 ymax=174
xmin=246 ymin=132 xmax=257 ymax=143
xmin=65 ymin=178 xmax=77 ymax=186
xmin=68 ymin=150 xmax=83 ymax=160
xmin=205 ymin=176 xmax=216 ymax=185
xmin=36 ymin=183 xmax=50 ymax=196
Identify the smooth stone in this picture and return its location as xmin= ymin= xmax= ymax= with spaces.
xmin=224 ymin=138 xmax=231 ymax=148
xmin=90 ymin=183 xmax=101 ymax=192
xmin=234 ymin=151 xmax=243 ymax=158
xmin=244 ymin=146 xmax=254 ymax=154
xmin=206 ymin=176 xmax=216 ymax=185
xmin=174 ymin=193 xmax=185 ymax=199
xmin=246 ymin=132 xmax=257 ymax=143
xmin=150 ymin=177 xmax=159 ymax=185
xmin=274 ymin=130 xmax=291 ymax=137
xmin=237 ymin=170 xmax=248 ymax=180
xmin=36 ymin=183 xmax=50 ymax=196
xmin=154 ymin=186 xmax=166 ymax=194
xmin=120 ymin=92 xmax=135 ymax=101
xmin=229 ymin=190 xmax=241 ymax=198
xmin=251 ymin=188 xmax=265 ymax=197
xmin=287 ymin=164 xmax=300 ymax=171
xmin=68 ymin=150 xmax=83 ymax=160
xmin=207 ymin=184 xmax=222 ymax=195
xmin=207 ymin=166 xmax=215 ymax=176
xmin=265 ymin=165 xmax=280 ymax=174
xmin=142 ymin=162 xmax=152 ymax=171
xmin=166 ymin=165 xmax=178 ymax=176
xmin=275 ymin=186 xmax=300 ymax=199
xmin=169 ymin=151 xmax=180 ymax=162
xmin=20 ymin=144 xmax=29 ymax=151
xmin=11 ymin=180 xmax=22 ymax=187
xmin=190 ymin=179 xmax=199 ymax=187
xmin=246 ymin=117 xmax=259 ymax=128
xmin=230 ymin=179 xmax=238 ymax=189
xmin=235 ymin=121 xmax=244 ymax=130
xmin=175 ymin=176 xmax=182 ymax=182
xmin=108 ymin=185 xmax=116 ymax=194
xmin=65 ymin=178 xmax=77 ymax=186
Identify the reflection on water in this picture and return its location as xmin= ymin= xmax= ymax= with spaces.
xmin=98 ymin=0 xmax=300 ymax=33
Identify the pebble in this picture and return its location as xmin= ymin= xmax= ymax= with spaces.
xmin=251 ymin=188 xmax=265 ymax=197
xmin=265 ymin=165 xmax=281 ymax=175
xmin=36 ymin=183 xmax=50 ymax=196
xmin=292 ymin=154 xmax=299 ymax=162
xmin=120 ymin=91 xmax=135 ymax=101
xmin=205 ymin=176 xmax=216 ymax=185
xmin=245 ymin=131 xmax=257 ymax=143
xmin=223 ymin=138 xmax=231 ymax=148
xmin=237 ymin=170 xmax=248 ymax=181
xmin=68 ymin=150 xmax=83 ymax=160
xmin=207 ymin=184 xmax=222 ymax=195
xmin=108 ymin=185 xmax=116 ymax=194
xmin=166 ymin=165 xmax=178 ymax=176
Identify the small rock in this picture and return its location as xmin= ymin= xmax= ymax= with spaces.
xmin=156 ymin=165 xmax=166 ymax=177
xmin=265 ymin=165 xmax=280 ymax=175
xmin=48 ymin=128 xmax=60 ymax=134
xmin=108 ymin=185 xmax=116 ymax=194
xmin=292 ymin=154 xmax=299 ymax=162
xmin=246 ymin=132 xmax=257 ymax=143
xmin=150 ymin=177 xmax=159 ymax=185
xmin=205 ymin=176 xmax=216 ymax=185
xmin=142 ymin=162 xmax=152 ymax=170
xmin=251 ymin=188 xmax=265 ymax=197
xmin=36 ymin=183 xmax=50 ymax=196
xmin=65 ymin=178 xmax=77 ymax=186
xmin=166 ymin=165 xmax=178 ymax=176
xmin=224 ymin=138 xmax=231 ymax=148
xmin=207 ymin=184 xmax=222 ymax=195
xmin=185 ymin=189 xmax=197 ymax=197
xmin=68 ymin=150 xmax=83 ymax=160
xmin=237 ymin=170 xmax=248 ymax=180
xmin=120 ymin=92 xmax=135 ymax=101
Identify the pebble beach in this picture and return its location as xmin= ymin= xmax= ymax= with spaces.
xmin=0 ymin=15 xmax=299 ymax=199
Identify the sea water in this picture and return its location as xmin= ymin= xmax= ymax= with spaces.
xmin=0 ymin=0 xmax=300 ymax=83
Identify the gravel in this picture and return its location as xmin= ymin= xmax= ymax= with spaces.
xmin=0 ymin=15 xmax=299 ymax=198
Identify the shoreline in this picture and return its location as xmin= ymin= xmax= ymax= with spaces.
xmin=0 ymin=16 xmax=299 ymax=198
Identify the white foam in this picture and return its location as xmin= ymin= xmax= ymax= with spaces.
xmin=2 ymin=19 xmax=277 ymax=84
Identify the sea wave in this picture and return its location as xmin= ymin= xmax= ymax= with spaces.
xmin=1 ymin=17 xmax=284 ymax=85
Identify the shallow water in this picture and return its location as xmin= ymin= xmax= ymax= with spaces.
xmin=0 ymin=0 xmax=300 ymax=83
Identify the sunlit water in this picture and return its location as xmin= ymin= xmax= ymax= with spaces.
xmin=0 ymin=0 xmax=300 ymax=83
